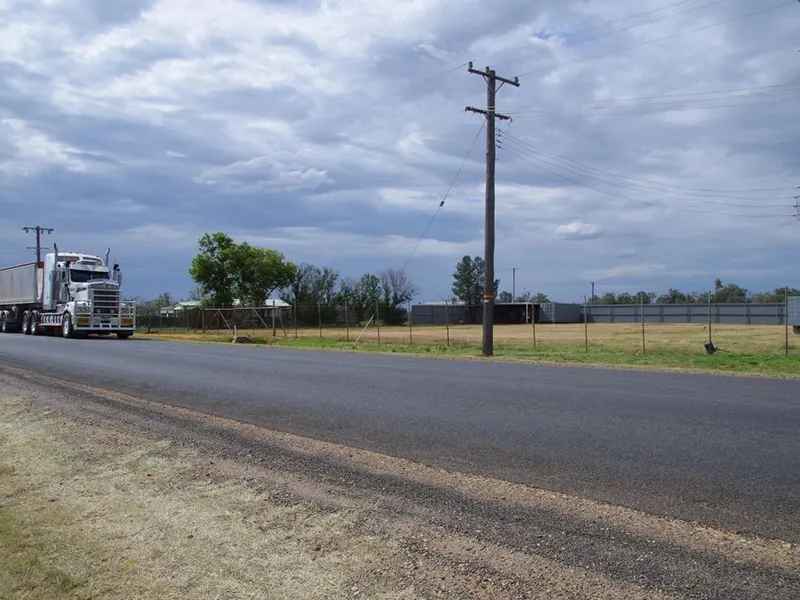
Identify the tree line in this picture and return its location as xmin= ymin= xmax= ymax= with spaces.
xmin=592 ymin=279 xmax=800 ymax=305
xmin=133 ymin=237 xmax=797 ymax=326
xmin=184 ymin=232 xmax=420 ymax=326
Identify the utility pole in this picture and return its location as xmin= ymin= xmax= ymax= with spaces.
xmin=466 ymin=62 xmax=520 ymax=356
xmin=22 ymin=225 xmax=54 ymax=266
xmin=794 ymin=187 xmax=799 ymax=222
xmin=591 ymin=282 xmax=595 ymax=304
xmin=512 ymin=267 xmax=516 ymax=300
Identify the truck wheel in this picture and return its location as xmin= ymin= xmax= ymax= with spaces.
xmin=116 ymin=333 xmax=131 ymax=339
xmin=22 ymin=311 xmax=31 ymax=335
xmin=0 ymin=312 xmax=7 ymax=334
xmin=794 ymin=326 xmax=800 ymax=336
xmin=61 ymin=313 xmax=74 ymax=339
xmin=30 ymin=312 xmax=40 ymax=336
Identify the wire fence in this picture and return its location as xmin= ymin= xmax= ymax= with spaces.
xmin=136 ymin=302 xmax=800 ymax=356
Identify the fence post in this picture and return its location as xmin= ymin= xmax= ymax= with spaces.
xmin=345 ymin=301 xmax=350 ymax=342
xmin=375 ymin=298 xmax=381 ymax=344
xmin=445 ymin=299 xmax=450 ymax=347
xmin=584 ymin=295 xmax=588 ymax=353
xmin=408 ymin=300 xmax=412 ymax=345
xmin=532 ymin=316 xmax=537 ymax=349
xmin=293 ymin=302 xmax=298 ymax=339
xmin=786 ymin=288 xmax=790 ymax=357
xmin=318 ymin=302 xmax=322 ymax=339
xmin=641 ymin=296 xmax=646 ymax=355
xmin=708 ymin=294 xmax=712 ymax=345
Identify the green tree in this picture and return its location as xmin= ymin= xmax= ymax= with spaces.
xmin=600 ymin=292 xmax=617 ymax=304
xmin=633 ymin=291 xmax=656 ymax=304
xmin=228 ymin=243 xmax=297 ymax=307
xmin=656 ymin=288 xmax=693 ymax=304
xmin=281 ymin=263 xmax=340 ymax=325
xmin=616 ymin=292 xmax=635 ymax=304
xmin=337 ymin=273 xmax=382 ymax=323
xmin=531 ymin=292 xmax=550 ymax=304
xmin=752 ymin=287 xmax=800 ymax=303
xmin=498 ymin=291 xmax=514 ymax=303
xmin=451 ymin=255 xmax=499 ymax=323
xmin=188 ymin=232 xmax=238 ymax=307
xmin=188 ymin=232 xmax=296 ymax=307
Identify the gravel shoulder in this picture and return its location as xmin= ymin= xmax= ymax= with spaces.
xmin=1 ymin=364 xmax=797 ymax=599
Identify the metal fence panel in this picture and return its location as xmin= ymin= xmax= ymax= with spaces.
xmin=583 ymin=303 xmax=787 ymax=325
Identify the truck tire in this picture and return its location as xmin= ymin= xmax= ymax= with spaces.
xmin=22 ymin=311 xmax=31 ymax=335
xmin=61 ymin=313 xmax=74 ymax=339
xmin=116 ymin=332 xmax=131 ymax=339
xmin=794 ymin=326 xmax=800 ymax=336
xmin=0 ymin=312 xmax=7 ymax=334
xmin=30 ymin=312 xmax=40 ymax=336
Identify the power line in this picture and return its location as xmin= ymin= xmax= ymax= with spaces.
xmin=400 ymin=121 xmax=486 ymax=272
xmin=499 ymin=134 xmax=795 ymax=204
xmin=469 ymin=0 xmax=710 ymax=71
xmin=503 ymin=82 xmax=800 ymax=110
xmin=497 ymin=143 xmax=795 ymax=218
xmin=505 ymin=0 xmax=731 ymax=71
xmin=503 ymin=84 xmax=800 ymax=114
xmin=506 ymin=94 xmax=800 ymax=120
xmin=515 ymin=1 xmax=797 ymax=79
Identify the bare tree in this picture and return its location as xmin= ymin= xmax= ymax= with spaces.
xmin=381 ymin=268 xmax=419 ymax=307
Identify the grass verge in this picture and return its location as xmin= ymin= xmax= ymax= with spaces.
xmin=140 ymin=331 xmax=800 ymax=379
xmin=0 ymin=394 xmax=417 ymax=599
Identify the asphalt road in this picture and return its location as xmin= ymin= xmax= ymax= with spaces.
xmin=1 ymin=334 xmax=798 ymax=542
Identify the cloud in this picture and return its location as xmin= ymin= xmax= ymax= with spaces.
xmin=556 ymin=220 xmax=604 ymax=240
xmin=0 ymin=0 xmax=798 ymax=303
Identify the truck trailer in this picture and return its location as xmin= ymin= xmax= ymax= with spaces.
xmin=0 ymin=243 xmax=135 ymax=339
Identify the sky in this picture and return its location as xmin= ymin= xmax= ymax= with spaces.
xmin=1 ymin=0 xmax=798 ymax=304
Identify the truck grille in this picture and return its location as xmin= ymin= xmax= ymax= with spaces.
xmin=92 ymin=288 xmax=119 ymax=314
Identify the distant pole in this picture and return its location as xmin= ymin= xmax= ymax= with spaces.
xmin=318 ymin=302 xmax=322 ymax=339
xmin=532 ymin=314 xmax=537 ymax=349
xmin=23 ymin=225 xmax=54 ymax=265
xmin=293 ymin=302 xmax=298 ymax=339
xmin=271 ymin=300 xmax=276 ymax=337
xmin=466 ymin=62 xmax=520 ymax=357
xmin=512 ymin=268 xmax=517 ymax=300
xmin=591 ymin=282 xmax=595 ymax=304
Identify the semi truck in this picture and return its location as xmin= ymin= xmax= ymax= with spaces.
xmin=0 ymin=243 xmax=135 ymax=339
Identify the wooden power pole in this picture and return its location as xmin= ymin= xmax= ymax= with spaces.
xmin=466 ymin=62 xmax=519 ymax=357
xmin=23 ymin=225 xmax=54 ymax=266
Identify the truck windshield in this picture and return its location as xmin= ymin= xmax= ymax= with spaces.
xmin=69 ymin=269 xmax=109 ymax=283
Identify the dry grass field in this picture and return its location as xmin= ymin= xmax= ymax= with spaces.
xmin=284 ymin=322 xmax=794 ymax=353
